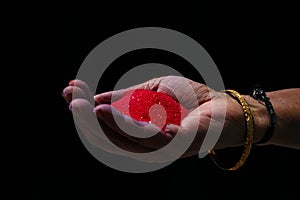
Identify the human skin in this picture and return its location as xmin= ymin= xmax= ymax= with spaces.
xmin=62 ymin=76 xmax=300 ymax=158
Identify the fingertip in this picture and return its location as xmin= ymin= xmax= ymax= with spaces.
xmin=61 ymin=89 xmax=72 ymax=104
xmin=62 ymin=86 xmax=71 ymax=95
xmin=94 ymin=104 xmax=108 ymax=118
xmin=69 ymin=80 xmax=75 ymax=86
xmin=61 ymin=90 xmax=70 ymax=98
xmin=94 ymin=92 xmax=112 ymax=104
xmin=94 ymin=94 xmax=101 ymax=103
xmin=94 ymin=106 xmax=104 ymax=119
xmin=165 ymin=124 xmax=180 ymax=135
xmin=68 ymin=102 xmax=73 ymax=110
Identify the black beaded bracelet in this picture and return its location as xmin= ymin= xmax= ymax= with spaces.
xmin=250 ymin=85 xmax=276 ymax=144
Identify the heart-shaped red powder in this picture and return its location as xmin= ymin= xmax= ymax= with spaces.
xmin=111 ymin=89 xmax=190 ymax=133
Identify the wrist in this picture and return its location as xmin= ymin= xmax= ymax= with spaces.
xmin=244 ymin=95 xmax=270 ymax=144
xmin=209 ymin=90 xmax=254 ymax=170
xmin=214 ymin=92 xmax=270 ymax=149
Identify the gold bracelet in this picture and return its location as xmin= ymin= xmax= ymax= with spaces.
xmin=209 ymin=89 xmax=254 ymax=171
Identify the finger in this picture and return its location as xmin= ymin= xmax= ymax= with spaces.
xmin=62 ymin=86 xmax=87 ymax=105
xmin=69 ymin=79 xmax=94 ymax=104
xmin=94 ymin=104 xmax=172 ymax=149
xmin=61 ymin=91 xmax=72 ymax=104
xmin=94 ymin=77 xmax=163 ymax=104
xmin=70 ymin=99 xmax=153 ymax=155
xmin=99 ymin=121 xmax=154 ymax=153
xmin=69 ymin=79 xmax=93 ymax=97
xmin=69 ymin=98 xmax=117 ymax=154
xmin=94 ymin=89 xmax=129 ymax=104
xmin=164 ymin=123 xmax=202 ymax=158
xmin=164 ymin=109 xmax=207 ymax=157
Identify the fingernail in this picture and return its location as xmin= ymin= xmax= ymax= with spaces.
xmin=94 ymin=95 xmax=100 ymax=102
xmin=63 ymin=87 xmax=71 ymax=95
xmin=69 ymin=80 xmax=74 ymax=86
xmin=94 ymin=108 xmax=104 ymax=119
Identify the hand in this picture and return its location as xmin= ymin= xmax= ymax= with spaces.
xmin=62 ymin=76 xmax=247 ymax=159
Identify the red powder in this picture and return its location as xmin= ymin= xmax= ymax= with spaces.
xmin=111 ymin=89 xmax=190 ymax=134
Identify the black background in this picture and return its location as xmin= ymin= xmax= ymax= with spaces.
xmin=8 ymin=1 xmax=300 ymax=199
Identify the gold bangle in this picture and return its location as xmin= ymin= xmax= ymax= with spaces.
xmin=209 ymin=89 xmax=254 ymax=171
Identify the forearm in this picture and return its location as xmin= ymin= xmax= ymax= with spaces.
xmin=246 ymin=88 xmax=300 ymax=149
